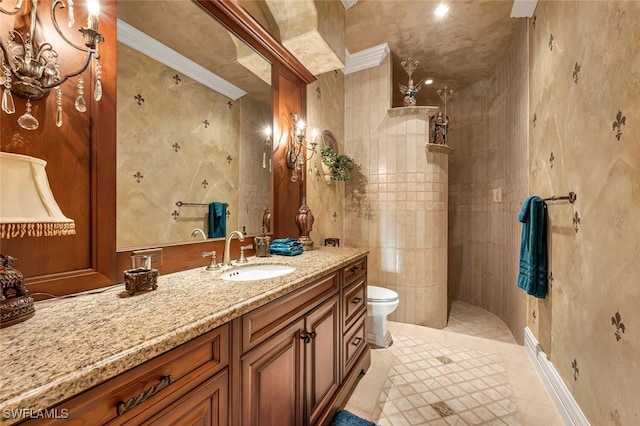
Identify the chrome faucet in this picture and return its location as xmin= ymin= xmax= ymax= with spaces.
xmin=191 ymin=228 xmax=206 ymax=240
xmin=223 ymin=230 xmax=245 ymax=266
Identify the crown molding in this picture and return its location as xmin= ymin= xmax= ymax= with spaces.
xmin=117 ymin=19 xmax=246 ymax=100
xmin=340 ymin=0 xmax=358 ymax=10
xmin=510 ymin=0 xmax=538 ymax=17
xmin=342 ymin=43 xmax=390 ymax=75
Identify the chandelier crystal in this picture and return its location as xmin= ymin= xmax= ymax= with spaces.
xmin=0 ymin=0 xmax=104 ymax=130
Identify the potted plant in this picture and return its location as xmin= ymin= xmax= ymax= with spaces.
xmin=321 ymin=145 xmax=355 ymax=182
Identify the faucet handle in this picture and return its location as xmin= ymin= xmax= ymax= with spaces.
xmin=202 ymin=251 xmax=220 ymax=271
xmin=237 ymin=244 xmax=253 ymax=264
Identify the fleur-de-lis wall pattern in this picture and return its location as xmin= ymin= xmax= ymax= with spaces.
xmin=316 ymin=86 xmax=322 ymax=99
xmin=173 ymin=74 xmax=181 ymax=85
xmin=572 ymin=359 xmax=579 ymax=381
xmin=612 ymin=110 xmax=626 ymax=141
xmin=134 ymin=171 xmax=143 ymax=183
xmin=135 ymin=94 xmax=145 ymax=106
xmin=533 ymin=113 xmax=537 ymax=127
xmin=549 ymin=152 xmax=555 ymax=168
xmin=549 ymin=33 xmax=554 ymax=51
xmin=611 ymin=311 xmax=625 ymax=341
xmin=573 ymin=62 xmax=580 ymax=84
xmin=533 ymin=15 xmax=537 ymax=29
xmin=172 ymin=142 xmax=181 ymax=152
xmin=573 ymin=211 xmax=581 ymax=233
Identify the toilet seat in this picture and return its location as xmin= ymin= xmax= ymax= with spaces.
xmin=368 ymin=285 xmax=398 ymax=303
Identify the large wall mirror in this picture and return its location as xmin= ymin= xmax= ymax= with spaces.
xmin=116 ymin=1 xmax=273 ymax=249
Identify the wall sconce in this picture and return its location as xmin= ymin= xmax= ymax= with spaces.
xmin=0 ymin=152 xmax=76 ymax=327
xmin=286 ymin=113 xmax=318 ymax=182
xmin=1 ymin=0 xmax=104 ymax=130
xmin=262 ymin=125 xmax=272 ymax=172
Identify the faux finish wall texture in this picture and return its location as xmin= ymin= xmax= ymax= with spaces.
xmin=117 ymin=43 xmax=269 ymax=247
xmin=528 ymin=1 xmax=640 ymax=424
xmin=306 ymin=70 xmax=346 ymax=247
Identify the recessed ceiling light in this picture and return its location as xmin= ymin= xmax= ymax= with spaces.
xmin=434 ymin=3 xmax=450 ymax=17
xmin=425 ymin=79 xmax=433 ymax=85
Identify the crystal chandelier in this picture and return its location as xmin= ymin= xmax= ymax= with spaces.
xmin=1 ymin=0 xmax=104 ymax=130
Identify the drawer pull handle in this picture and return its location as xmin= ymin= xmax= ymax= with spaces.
xmin=351 ymin=337 xmax=363 ymax=347
xmin=116 ymin=375 xmax=173 ymax=416
xmin=351 ymin=297 xmax=362 ymax=305
xmin=350 ymin=266 xmax=361 ymax=273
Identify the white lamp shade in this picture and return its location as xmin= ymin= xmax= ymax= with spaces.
xmin=0 ymin=152 xmax=75 ymax=239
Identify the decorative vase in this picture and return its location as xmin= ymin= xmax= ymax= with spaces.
xmin=294 ymin=197 xmax=314 ymax=251
xmin=321 ymin=162 xmax=333 ymax=185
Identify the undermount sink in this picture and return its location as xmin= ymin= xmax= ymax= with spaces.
xmin=219 ymin=264 xmax=296 ymax=281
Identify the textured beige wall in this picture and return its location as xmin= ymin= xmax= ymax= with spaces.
xmin=344 ymin=56 xmax=449 ymax=328
xmin=447 ymin=22 xmax=529 ymax=344
xmin=528 ymin=2 xmax=640 ymax=424
xmin=305 ymin=70 xmax=346 ymax=247
xmin=117 ymin=43 xmax=269 ymax=248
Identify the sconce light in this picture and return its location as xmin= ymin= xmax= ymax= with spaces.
xmin=0 ymin=152 xmax=76 ymax=328
xmin=1 ymin=0 xmax=104 ymax=131
xmin=262 ymin=125 xmax=272 ymax=172
xmin=286 ymin=113 xmax=318 ymax=182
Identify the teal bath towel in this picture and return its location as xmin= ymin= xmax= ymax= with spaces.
xmin=517 ymin=196 xmax=548 ymax=298
xmin=208 ymin=202 xmax=227 ymax=238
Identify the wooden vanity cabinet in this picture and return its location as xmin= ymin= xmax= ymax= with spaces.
xmin=24 ymin=325 xmax=229 ymax=425
xmin=22 ymin=256 xmax=369 ymax=426
xmin=236 ymin=256 xmax=369 ymax=426
xmin=341 ymin=258 xmax=367 ymax=381
xmin=238 ymin=273 xmax=340 ymax=426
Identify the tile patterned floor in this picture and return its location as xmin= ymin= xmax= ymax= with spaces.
xmin=344 ymin=301 xmax=564 ymax=425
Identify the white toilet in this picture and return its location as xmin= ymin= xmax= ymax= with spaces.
xmin=366 ymin=285 xmax=400 ymax=348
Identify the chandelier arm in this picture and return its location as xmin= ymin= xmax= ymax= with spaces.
xmin=50 ymin=0 xmax=92 ymax=53
xmin=39 ymin=49 xmax=93 ymax=90
xmin=0 ymin=0 xmax=25 ymax=15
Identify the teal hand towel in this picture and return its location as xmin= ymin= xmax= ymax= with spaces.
xmin=208 ymin=202 xmax=226 ymax=238
xmin=269 ymin=238 xmax=303 ymax=256
xmin=517 ymin=196 xmax=548 ymax=298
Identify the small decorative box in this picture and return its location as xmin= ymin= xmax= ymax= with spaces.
xmin=124 ymin=268 xmax=159 ymax=296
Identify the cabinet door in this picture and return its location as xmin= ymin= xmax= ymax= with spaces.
xmin=305 ymin=294 xmax=340 ymax=425
xmin=138 ymin=369 xmax=228 ymax=426
xmin=241 ymin=318 xmax=305 ymax=426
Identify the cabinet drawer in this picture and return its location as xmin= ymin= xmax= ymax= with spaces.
xmin=343 ymin=313 xmax=366 ymax=378
xmin=242 ymin=272 xmax=338 ymax=352
xmin=343 ymin=277 xmax=366 ymax=331
xmin=343 ymin=257 xmax=366 ymax=285
xmin=40 ymin=324 xmax=229 ymax=425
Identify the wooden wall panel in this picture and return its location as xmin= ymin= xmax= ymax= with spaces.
xmin=0 ymin=0 xmax=117 ymax=297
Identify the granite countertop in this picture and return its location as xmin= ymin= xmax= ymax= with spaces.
xmin=0 ymin=247 xmax=368 ymax=424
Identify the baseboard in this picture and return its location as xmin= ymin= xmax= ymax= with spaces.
xmin=524 ymin=327 xmax=590 ymax=426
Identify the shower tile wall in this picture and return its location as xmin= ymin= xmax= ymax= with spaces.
xmin=447 ymin=21 xmax=529 ymax=343
xmin=344 ymin=55 xmax=448 ymax=328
